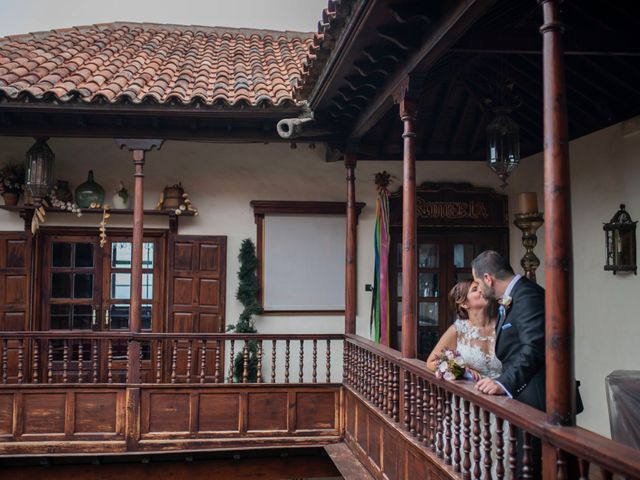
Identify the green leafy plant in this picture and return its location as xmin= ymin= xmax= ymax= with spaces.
xmin=0 ymin=163 xmax=25 ymax=194
xmin=227 ymin=238 xmax=262 ymax=382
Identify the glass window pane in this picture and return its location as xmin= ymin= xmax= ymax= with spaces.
xmin=419 ymin=330 xmax=440 ymax=358
xmin=52 ymin=243 xmax=72 ymax=267
xmin=397 ymin=272 xmax=402 ymax=298
xmin=418 ymin=302 xmax=439 ymax=327
xmin=419 ymin=273 xmax=439 ymax=298
xmin=453 ymin=244 xmax=475 ymax=268
xmin=396 ymin=301 xmax=402 ymax=323
xmin=72 ymin=305 xmax=93 ymax=330
xmin=452 ymin=271 xmax=474 ymax=285
xmin=111 ymin=273 xmax=131 ymax=299
xmin=141 ymin=305 xmax=152 ymax=330
xmin=50 ymin=304 xmax=70 ymax=329
xmin=74 ymin=243 xmax=93 ymax=268
xmin=142 ymin=273 xmax=153 ymax=300
xmin=141 ymin=342 xmax=151 ymax=361
xmin=51 ymin=273 xmax=72 ymax=298
xmin=419 ymin=244 xmax=439 ymax=268
xmin=143 ymin=243 xmax=154 ymax=269
xmin=110 ymin=304 xmax=130 ymax=330
xmin=112 ymin=340 xmax=128 ymax=360
xmin=73 ymin=273 xmax=93 ymax=298
xmin=112 ymin=242 xmax=132 ymax=268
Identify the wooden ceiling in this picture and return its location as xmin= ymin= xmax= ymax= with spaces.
xmin=311 ymin=0 xmax=640 ymax=160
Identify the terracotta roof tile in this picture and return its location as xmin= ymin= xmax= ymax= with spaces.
xmin=0 ymin=22 xmax=314 ymax=108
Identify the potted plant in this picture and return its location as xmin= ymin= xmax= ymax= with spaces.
xmin=0 ymin=163 xmax=25 ymax=206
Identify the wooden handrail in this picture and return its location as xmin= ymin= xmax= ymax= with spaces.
xmin=0 ymin=332 xmax=344 ymax=341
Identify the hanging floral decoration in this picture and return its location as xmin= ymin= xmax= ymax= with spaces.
xmin=99 ymin=204 xmax=110 ymax=248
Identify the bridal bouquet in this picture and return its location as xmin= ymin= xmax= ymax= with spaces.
xmin=434 ymin=348 xmax=466 ymax=381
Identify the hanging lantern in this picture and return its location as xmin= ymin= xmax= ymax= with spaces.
xmin=486 ymin=106 xmax=520 ymax=188
xmin=604 ymin=204 xmax=637 ymax=275
xmin=25 ymin=138 xmax=55 ymax=203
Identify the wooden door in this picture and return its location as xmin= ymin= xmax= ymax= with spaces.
xmin=390 ymin=229 xmax=507 ymax=359
xmin=167 ymin=235 xmax=226 ymax=382
xmin=0 ymin=232 xmax=31 ymax=383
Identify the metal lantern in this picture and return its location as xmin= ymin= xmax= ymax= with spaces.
xmin=25 ymin=138 xmax=55 ymax=202
xmin=487 ymin=106 xmax=520 ymax=188
xmin=604 ymin=204 xmax=637 ymax=275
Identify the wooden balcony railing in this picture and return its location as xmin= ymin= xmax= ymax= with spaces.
xmin=344 ymin=334 xmax=640 ymax=480
xmin=0 ymin=332 xmax=343 ymax=385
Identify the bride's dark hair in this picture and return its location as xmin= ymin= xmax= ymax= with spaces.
xmin=448 ymin=280 xmax=473 ymax=320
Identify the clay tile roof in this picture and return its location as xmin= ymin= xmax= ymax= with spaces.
xmin=0 ymin=22 xmax=315 ymax=108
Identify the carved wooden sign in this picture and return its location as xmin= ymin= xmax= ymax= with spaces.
xmin=389 ymin=182 xmax=508 ymax=228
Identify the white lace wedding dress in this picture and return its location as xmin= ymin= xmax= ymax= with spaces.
xmin=454 ymin=319 xmax=502 ymax=379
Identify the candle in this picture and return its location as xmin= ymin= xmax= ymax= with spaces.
xmin=517 ymin=192 xmax=538 ymax=214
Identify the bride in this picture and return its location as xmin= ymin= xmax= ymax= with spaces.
xmin=426 ymin=279 xmax=501 ymax=380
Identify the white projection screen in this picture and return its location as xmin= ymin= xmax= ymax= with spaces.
xmin=262 ymin=214 xmax=345 ymax=312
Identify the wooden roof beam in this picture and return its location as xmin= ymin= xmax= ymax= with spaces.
xmin=348 ymin=0 xmax=498 ymax=140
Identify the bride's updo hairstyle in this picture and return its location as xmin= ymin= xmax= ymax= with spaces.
xmin=448 ymin=279 xmax=473 ymax=320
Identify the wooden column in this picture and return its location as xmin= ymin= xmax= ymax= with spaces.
xmin=345 ymin=153 xmax=357 ymax=335
xmin=116 ymin=139 xmax=163 ymax=384
xmin=540 ymin=0 xmax=575 ymax=427
xmin=399 ymin=99 xmax=418 ymax=358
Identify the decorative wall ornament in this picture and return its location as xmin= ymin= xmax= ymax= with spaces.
xmin=513 ymin=192 xmax=544 ymax=283
xmin=372 ymin=171 xmax=391 ymax=345
xmin=155 ymin=182 xmax=198 ymax=216
xmin=604 ymin=204 xmax=637 ymax=275
xmin=74 ymin=170 xmax=105 ymax=208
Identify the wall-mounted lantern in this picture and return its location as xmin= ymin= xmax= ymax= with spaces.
xmin=604 ymin=204 xmax=637 ymax=275
xmin=25 ymin=137 xmax=55 ymax=205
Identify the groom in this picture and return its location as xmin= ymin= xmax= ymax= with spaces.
xmin=471 ymin=250 xmax=546 ymax=410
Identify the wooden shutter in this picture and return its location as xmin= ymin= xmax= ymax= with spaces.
xmin=0 ymin=232 xmax=31 ymax=331
xmin=167 ymin=235 xmax=226 ymax=334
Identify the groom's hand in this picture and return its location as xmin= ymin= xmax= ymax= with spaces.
xmin=475 ymin=378 xmax=505 ymax=395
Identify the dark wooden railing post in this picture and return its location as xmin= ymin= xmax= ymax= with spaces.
xmin=345 ymin=153 xmax=357 ymax=335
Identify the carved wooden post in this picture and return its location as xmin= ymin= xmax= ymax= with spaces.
xmin=345 ymin=153 xmax=357 ymax=335
xmin=116 ymin=139 xmax=163 ymax=386
xmin=394 ymin=76 xmax=422 ymax=359
xmin=540 ymin=0 xmax=575 ymax=426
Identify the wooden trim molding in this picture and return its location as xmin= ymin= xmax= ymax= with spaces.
xmin=250 ymin=201 xmax=365 ymax=218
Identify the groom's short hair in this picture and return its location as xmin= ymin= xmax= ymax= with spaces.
xmin=471 ymin=250 xmax=514 ymax=280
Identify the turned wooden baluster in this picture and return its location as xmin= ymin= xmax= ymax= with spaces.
xmin=379 ymin=358 xmax=385 ymax=410
xmin=77 ymin=342 xmax=84 ymax=383
xmin=284 ymin=339 xmax=290 ymax=384
xmin=462 ymin=400 xmax=471 ymax=480
xmin=156 ymin=341 xmax=162 ymax=384
xmin=257 ymin=340 xmax=263 ymax=384
xmin=556 ymin=449 xmax=568 ymax=480
xmin=298 ymin=339 xmax=304 ymax=383
xmin=429 ymin=382 xmax=437 ymax=451
xmin=473 ymin=404 xmax=481 ymax=479
xmin=344 ymin=342 xmax=350 ymax=384
xmin=453 ymin=395 xmax=461 ymax=472
xmin=312 ymin=339 xmax=317 ymax=383
xmin=483 ymin=410 xmax=493 ymax=479
xmin=495 ymin=417 xmax=505 ymax=480
xmin=326 ymin=339 xmax=331 ymax=383
xmin=215 ymin=342 xmax=221 ymax=383
xmin=409 ymin=373 xmax=416 ymax=436
xmin=522 ymin=432 xmax=533 ymax=479
xmin=17 ymin=338 xmax=24 ymax=384
xmin=271 ymin=340 xmax=277 ymax=383
xmin=47 ymin=340 xmax=53 ymax=384
xmin=444 ymin=391 xmax=452 ymax=465
xmin=92 ymin=340 xmax=98 ymax=384
xmin=355 ymin=346 xmax=361 ymax=391
xmin=242 ymin=340 xmax=249 ymax=383
xmin=422 ymin=380 xmax=430 ymax=447
xmin=199 ymin=339 xmax=206 ymax=384
xmin=508 ymin=423 xmax=517 ymax=479
xmin=32 ymin=339 xmax=40 ymax=383
xmin=3 ymin=339 xmax=8 ymax=384
xmin=171 ymin=339 xmax=178 ymax=384
xmin=578 ymin=459 xmax=590 ymax=480
xmin=383 ymin=360 xmax=390 ymax=416
xmin=228 ymin=339 xmax=235 ymax=384
xmin=62 ymin=339 xmax=69 ymax=384
xmin=436 ymin=386 xmax=444 ymax=457
xmin=391 ymin=364 xmax=399 ymax=423
xmin=415 ymin=376 xmax=422 ymax=441
xmin=107 ymin=340 xmax=113 ymax=384
xmin=403 ymin=370 xmax=410 ymax=431
xmin=186 ymin=340 xmax=193 ymax=383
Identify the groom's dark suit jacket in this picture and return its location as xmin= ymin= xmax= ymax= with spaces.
xmin=495 ymin=277 xmax=546 ymax=411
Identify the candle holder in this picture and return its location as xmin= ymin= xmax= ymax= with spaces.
xmin=514 ymin=211 xmax=544 ymax=282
